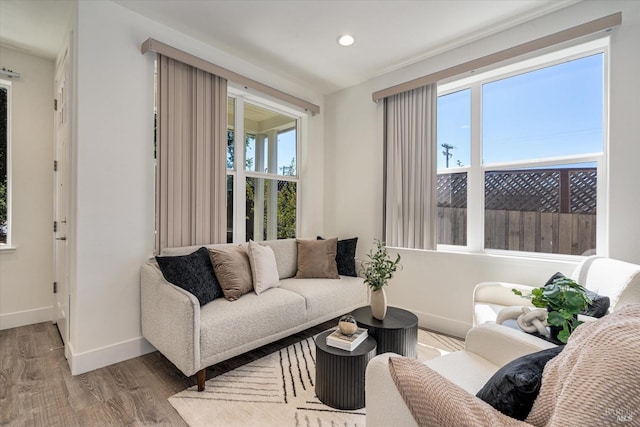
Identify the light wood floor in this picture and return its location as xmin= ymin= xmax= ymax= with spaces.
xmin=0 ymin=319 xmax=347 ymax=426
xmin=0 ymin=319 xmax=463 ymax=426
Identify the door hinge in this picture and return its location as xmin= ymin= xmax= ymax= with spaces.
xmin=54 ymin=221 xmax=57 ymax=233
xmin=53 ymin=282 xmax=58 ymax=294
xmin=54 ymin=99 xmax=58 ymax=111
xmin=54 ymin=160 xmax=58 ymax=171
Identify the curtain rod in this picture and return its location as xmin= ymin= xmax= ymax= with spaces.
xmin=141 ymin=38 xmax=320 ymax=116
xmin=372 ymin=12 xmax=622 ymax=102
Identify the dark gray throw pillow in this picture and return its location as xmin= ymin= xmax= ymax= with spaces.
xmin=544 ymin=272 xmax=610 ymax=318
xmin=476 ymin=346 xmax=564 ymax=420
xmin=156 ymin=247 xmax=223 ymax=306
xmin=317 ymin=236 xmax=358 ymax=277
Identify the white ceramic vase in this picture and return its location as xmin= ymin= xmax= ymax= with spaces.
xmin=370 ymin=288 xmax=387 ymax=320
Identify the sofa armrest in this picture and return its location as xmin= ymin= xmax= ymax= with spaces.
xmin=366 ymin=353 xmax=419 ymax=427
xmin=474 ymin=281 xmax=536 ymax=307
xmin=465 ymin=323 xmax=556 ymax=367
xmin=141 ymin=262 xmax=201 ymax=376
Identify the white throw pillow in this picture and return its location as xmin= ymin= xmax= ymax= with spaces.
xmin=247 ymin=240 xmax=280 ymax=295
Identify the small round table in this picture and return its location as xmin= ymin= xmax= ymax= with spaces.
xmin=315 ymin=330 xmax=377 ymax=410
xmin=351 ymin=306 xmax=418 ymax=358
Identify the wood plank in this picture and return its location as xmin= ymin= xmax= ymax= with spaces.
xmin=540 ymin=212 xmax=554 ymax=253
xmin=523 ymin=212 xmax=537 ymax=252
xmin=456 ymin=207 xmax=467 ymax=246
xmin=485 ymin=209 xmax=495 ymax=248
xmin=558 ymin=213 xmax=572 ymax=254
xmin=494 ymin=210 xmax=507 ymax=250
xmin=507 ymin=211 xmax=521 ymax=251
xmin=571 ymin=213 xmax=580 ymax=255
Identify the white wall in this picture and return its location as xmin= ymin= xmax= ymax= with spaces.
xmin=69 ymin=0 xmax=325 ymax=373
xmin=0 ymin=47 xmax=54 ymax=330
xmin=325 ymin=0 xmax=640 ymax=337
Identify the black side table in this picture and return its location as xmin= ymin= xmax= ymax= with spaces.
xmin=315 ymin=330 xmax=377 ymax=410
xmin=352 ymin=306 xmax=418 ymax=358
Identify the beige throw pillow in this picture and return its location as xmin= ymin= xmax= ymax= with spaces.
xmin=209 ymin=245 xmax=253 ymax=301
xmin=295 ymin=238 xmax=340 ymax=279
xmin=247 ymin=240 xmax=280 ymax=295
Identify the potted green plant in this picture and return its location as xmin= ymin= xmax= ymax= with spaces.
xmin=363 ymin=239 xmax=402 ymax=320
xmin=512 ymin=277 xmax=592 ymax=343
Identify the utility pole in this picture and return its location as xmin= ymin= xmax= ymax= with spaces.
xmin=441 ymin=143 xmax=454 ymax=168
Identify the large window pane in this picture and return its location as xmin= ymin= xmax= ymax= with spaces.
xmin=244 ymin=102 xmax=296 ymax=176
xmin=484 ymin=163 xmax=596 ymax=255
xmin=246 ymin=177 xmax=296 ymax=241
xmin=226 ymin=175 xmax=233 ymax=243
xmin=483 ymin=54 xmax=603 ymax=164
xmin=227 ymin=97 xmax=235 ymax=169
xmin=437 ymin=89 xmax=470 ymax=169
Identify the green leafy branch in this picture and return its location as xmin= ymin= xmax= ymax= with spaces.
xmin=362 ymin=240 xmax=402 ymax=291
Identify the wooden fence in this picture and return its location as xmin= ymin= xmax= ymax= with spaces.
xmin=438 ymin=207 xmax=596 ymax=255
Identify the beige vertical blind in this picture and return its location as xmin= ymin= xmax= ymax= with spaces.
xmin=372 ymin=12 xmax=621 ymax=102
xmin=384 ymin=84 xmax=437 ymax=250
xmin=156 ymin=55 xmax=227 ymax=250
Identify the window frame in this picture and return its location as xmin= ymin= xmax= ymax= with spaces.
xmin=227 ymin=88 xmax=302 ymax=243
xmin=0 ymin=79 xmax=12 ymax=249
xmin=436 ymin=38 xmax=609 ymax=259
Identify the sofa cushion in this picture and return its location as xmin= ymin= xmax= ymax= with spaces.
xmin=260 ymin=238 xmax=297 ymax=279
xmin=318 ymin=236 xmax=358 ymax=277
xmin=296 ymin=238 xmax=340 ymax=279
xmin=248 ymin=240 xmax=280 ymax=295
xmin=199 ymin=288 xmax=307 ymax=359
xmin=545 ymin=272 xmax=610 ymax=318
xmin=476 ymin=346 xmax=564 ymax=420
xmin=155 ymin=247 xmax=223 ymax=306
xmin=209 ymin=245 xmax=253 ymax=301
xmin=279 ymin=276 xmax=367 ymax=320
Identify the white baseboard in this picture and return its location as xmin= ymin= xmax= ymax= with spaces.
xmin=68 ymin=336 xmax=156 ymax=375
xmin=412 ymin=309 xmax=472 ymax=339
xmin=0 ymin=306 xmax=52 ymax=330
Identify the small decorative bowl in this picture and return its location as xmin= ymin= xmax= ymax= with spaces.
xmin=338 ymin=315 xmax=358 ymax=336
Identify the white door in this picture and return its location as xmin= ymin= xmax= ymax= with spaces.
xmin=53 ymin=48 xmax=70 ymax=357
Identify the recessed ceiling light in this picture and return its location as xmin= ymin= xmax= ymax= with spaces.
xmin=337 ymin=33 xmax=355 ymax=47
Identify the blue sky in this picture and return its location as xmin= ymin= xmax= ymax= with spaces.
xmin=437 ymin=53 xmax=603 ymax=169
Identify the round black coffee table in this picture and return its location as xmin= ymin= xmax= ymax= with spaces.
xmin=315 ymin=330 xmax=377 ymax=410
xmin=351 ymin=306 xmax=418 ymax=358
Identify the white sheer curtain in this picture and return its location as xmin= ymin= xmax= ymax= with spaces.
xmin=156 ymin=54 xmax=228 ymax=251
xmin=384 ymin=84 xmax=437 ymax=250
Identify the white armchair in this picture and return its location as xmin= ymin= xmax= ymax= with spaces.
xmin=366 ymin=305 xmax=640 ymax=427
xmin=473 ymin=256 xmax=640 ymax=326
xmin=365 ymin=323 xmax=555 ymax=427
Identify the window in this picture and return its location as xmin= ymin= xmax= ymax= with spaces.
xmin=0 ymin=81 xmax=10 ymax=246
xmin=437 ymin=40 xmax=606 ymax=256
xmin=227 ymin=93 xmax=300 ymax=243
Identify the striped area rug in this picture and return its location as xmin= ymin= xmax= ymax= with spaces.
xmin=168 ymin=330 xmax=463 ymax=427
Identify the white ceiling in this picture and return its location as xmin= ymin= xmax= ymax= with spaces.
xmin=0 ymin=0 xmax=577 ymax=94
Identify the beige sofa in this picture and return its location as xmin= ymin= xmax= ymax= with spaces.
xmin=141 ymin=238 xmax=368 ymax=391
